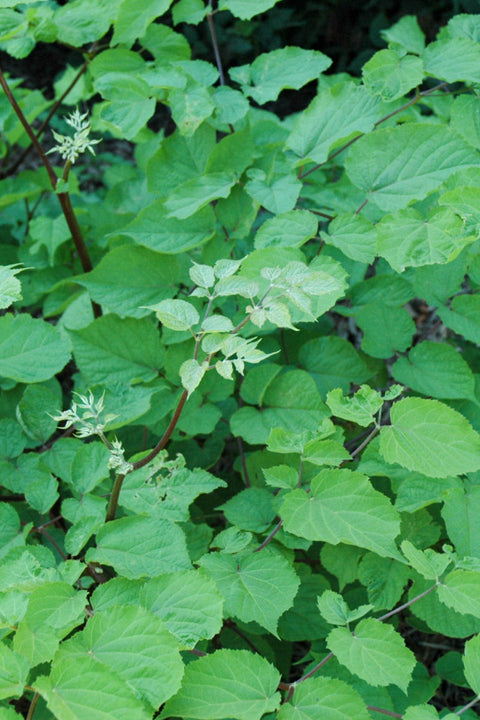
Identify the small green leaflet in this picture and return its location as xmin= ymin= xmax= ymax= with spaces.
xmin=279 ymin=468 xmax=401 ymax=559
xmin=229 ymin=47 xmax=331 ymax=104
xmin=326 ymin=385 xmax=383 ymax=427
xmin=381 ymin=14 xmax=425 ymax=54
xmin=277 ymin=676 xmax=370 ymax=720
xmin=317 ymin=589 xmax=372 ymax=626
xmin=218 ymin=0 xmax=280 ymax=20
xmin=161 ymin=649 xmax=280 ymax=720
xmin=345 ymin=124 xmax=480 ymax=212
xmin=199 ymin=551 xmax=299 ymax=636
xmin=321 ymin=214 xmax=377 ymax=264
xmin=148 ymin=298 xmax=199 ymax=331
xmin=379 ymin=397 xmax=480 ymax=478
xmin=0 ymin=264 xmax=23 ymax=309
xmin=327 ymin=618 xmax=416 ymax=692
xmin=400 ymin=541 xmax=451 ymax=580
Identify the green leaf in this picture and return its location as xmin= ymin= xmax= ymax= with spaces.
xmin=0 ymin=644 xmax=29 ymax=700
xmin=141 ymin=569 xmax=223 ymax=645
xmin=74 ymin=246 xmax=180 ymax=319
xmin=69 ymin=314 xmax=163 ymax=385
xmin=438 ymin=570 xmax=480 ymax=617
xmin=392 ymin=341 xmax=476 ymax=401
xmin=149 ymin=298 xmax=199 ymax=331
xmin=423 ymin=37 xmax=480 ymax=84
xmin=35 ymin=654 xmax=151 ymax=720
xmin=122 ymin=202 xmax=216 ymax=253
xmin=219 ymin=0 xmax=280 ymax=20
xmin=100 ymin=97 xmax=156 ymax=140
xmin=299 ymin=336 xmax=371 ymax=397
xmin=86 ymin=516 xmax=191 ymax=578
xmin=358 ymin=553 xmax=411 ymax=610
xmin=381 ymin=15 xmax=425 ymax=54
xmin=317 ymin=589 xmax=372 ymax=626
xmin=254 ymin=210 xmax=318 ymax=250
xmin=112 ymin=0 xmax=173 ymax=45
xmin=172 ymin=0 xmax=208 ymax=24
xmin=168 ymin=83 xmax=215 ymax=136
xmin=58 ymin=605 xmax=183 ymax=709
xmin=229 ymin=47 xmax=331 ymax=104
xmin=277 ymin=676 xmax=370 ymax=720
xmin=231 ymin=369 xmax=329 ymax=445
xmin=362 ymin=49 xmax=424 ymax=102
xmin=16 ymin=383 xmax=59 ymax=444
xmin=442 ymin=485 xmax=480 ymax=559
xmin=437 ymin=295 xmax=480 ymax=346
xmin=326 ymin=385 xmax=383 ymax=427
xmin=302 ymin=437 xmax=350 ymax=467
xmin=164 ymin=172 xmax=236 ymax=219
xmin=0 ymin=264 xmax=23 ymax=308
xmin=345 ymin=124 xmax=479 ymax=212
xmin=180 ymin=358 xmax=208 ymax=396
xmin=401 ymin=706 xmax=439 ymax=720
xmin=0 ymin=314 xmax=71 ymax=383
xmin=380 ymin=398 xmax=480 ymax=478
xmin=280 ymin=468 xmax=401 ymax=558
xmin=219 ymin=487 xmax=276 ymax=532
xmin=400 ymin=541 xmax=451 ymax=580
xmin=464 ymin=634 xmax=480 ymax=694
xmin=199 ymin=551 xmax=299 ymax=636
xmin=286 ymin=82 xmax=380 ymax=164
xmin=327 ymin=618 xmax=416 ymax=692
xmin=409 ymin=576 xmax=480 ymax=638
xmin=376 ymin=207 xmax=472 ymax=272
xmin=161 ymin=649 xmax=280 ymax=720
xmin=29 ymin=215 xmax=71 ymax=264
xmin=451 ymin=95 xmax=480 ymax=150
xmin=245 ymin=167 xmax=301 ymax=215
xmin=13 ymin=582 xmax=87 ymax=665
xmin=54 ymin=0 xmax=118 ymax=46
xmin=355 ymin=304 xmax=415 ymax=359
xmin=321 ymin=214 xmax=377 ymax=264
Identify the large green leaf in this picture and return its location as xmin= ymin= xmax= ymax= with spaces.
xmin=355 ymin=304 xmax=415 ymax=359
xmin=141 ymin=570 xmax=223 ymax=645
xmin=392 ymin=341 xmax=476 ymax=401
xmin=57 ymin=605 xmax=183 ymax=709
xmin=54 ymin=0 xmax=118 ymax=45
xmin=35 ymin=654 xmax=151 ymax=720
xmin=327 ymin=618 xmax=416 ymax=692
xmin=298 ymin=336 xmax=371 ymax=397
xmin=161 ymin=649 xmax=280 ymax=720
xmin=423 ymin=37 xmax=480 ymax=84
xmin=229 ymin=47 xmax=331 ymax=104
xmin=277 ymin=676 xmax=370 ymax=720
xmin=321 ymin=213 xmax=377 ymax=264
xmin=279 ymin=469 xmax=401 ymax=559
xmin=345 ymin=124 xmax=479 ymax=211
xmin=199 ymin=551 xmax=299 ymax=636
xmin=437 ymin=295 xmax=480 ymax=345
xmin=69 ymin=314 xmax=164 ymax=385
xmin=121 ymin=202 xmax=216 ymax=253
xmin=73 ymin=245 xmax=180 ymax=318
xmin=380 ymin=398 xmax=480 ymax=478
xmin=254 ymin=210 xmax=318 ymax=250
xmin=86 ymin=516 xmax=191 ymax=578
xmin=164 ymin=172 xmax=236 ymax=219
xmin=0 ymin=314 xmax=71 ymax=383
xmin=286 ymin=82 xmax=380 ymax=164
xmin=376 ymin=207 xmax=473 ymax=272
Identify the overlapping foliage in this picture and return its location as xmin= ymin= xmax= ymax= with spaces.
xmin=2 ymin=2 xmax=480 ymax=719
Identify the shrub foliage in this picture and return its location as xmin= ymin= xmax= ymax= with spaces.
xmin=1 ymin=2 xmax=480 ymax=719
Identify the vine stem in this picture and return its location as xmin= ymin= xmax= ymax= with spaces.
xmin=207 ymin=6 xmax=225 ymax=86
xmin=26 ymin=692 xmax=39 ymax=720
xmin=456 ymin=693 xmax=480 ymax=715
xmin=254 ymin=519 xmax=283 ymax=552
xmin=377 ymin=582 xmax=438 ymax=622
xmin=367 ymin=706 xmax=402 ymax=718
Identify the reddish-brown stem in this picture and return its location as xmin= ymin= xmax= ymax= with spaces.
xmin=254 ymin=519 xmax=283 ymax=552
xmin=26 ymin=692 xmax=39 ymax=720
xmin=367 ymin=706 xmax=402 ymax=718
xmin=0 ymin=66 xmax=100 ymax=315
xmin=377 ymin=582 xmax=438 ymax=621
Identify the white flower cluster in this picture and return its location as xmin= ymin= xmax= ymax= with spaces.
xmin=47 ymin=108 xmax=100 ymax=164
